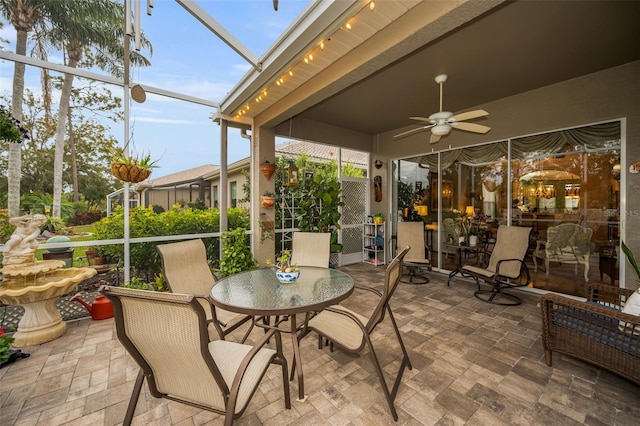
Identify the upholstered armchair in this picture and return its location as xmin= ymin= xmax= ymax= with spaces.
xmin=533 ymin=223 xmax=593 ymax=282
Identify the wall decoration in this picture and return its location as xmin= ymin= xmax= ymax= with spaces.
xmin=374 ymin=175 xmax=382 ymax=202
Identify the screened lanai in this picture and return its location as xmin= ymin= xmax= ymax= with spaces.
xmin=1 ymin=1 xmax=640 ymax=424
xmin=1 ymin=0 xmax=639 ymax=293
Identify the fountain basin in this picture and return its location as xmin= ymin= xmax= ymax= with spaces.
xmin=0 ymin=266 xmax=97 ymax=347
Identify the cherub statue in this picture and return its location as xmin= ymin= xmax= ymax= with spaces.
xmin=2 ymin=214 xmax=47 ymax=266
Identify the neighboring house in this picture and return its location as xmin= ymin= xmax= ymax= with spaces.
xmin=121 ymin=141 xmax=367 ymax=213
xmin=134 ymin=164 xmax=218 ymax=212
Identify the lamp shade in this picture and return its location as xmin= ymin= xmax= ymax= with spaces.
xmin=465 ymin=205 xmax=475 ymax=217
xmin=415 ymin=205 xmax=428 ymax=216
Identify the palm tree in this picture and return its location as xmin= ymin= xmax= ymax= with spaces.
xmin=0 ymin=0 xmax=46 ymax=217
xmin=1 ymin=0 xmax=151 ymax=218
xmin=41 ymin=0 xmax=151 ymax=217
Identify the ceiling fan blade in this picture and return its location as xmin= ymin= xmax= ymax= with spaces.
xmin=449 ymin=109 xmax=489 ymax=122
xmin=409 ymin=116 xmax=435 ymax=124
xmin=394 ymin=126 xmax=430 ymax=139
xmin=450 ymin=121 xmax=491 ymax=134
xmin=430 ymin=133 xmax=441 ymax=144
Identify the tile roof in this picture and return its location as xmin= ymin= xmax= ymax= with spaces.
xmin=141 ymin=164 xmax=218 ymax=187
xmin=276 ymin=140 xmax=368 ymax=168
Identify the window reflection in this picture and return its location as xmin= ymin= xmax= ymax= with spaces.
xmin=394 ymin=121 xmax=621 ymax=298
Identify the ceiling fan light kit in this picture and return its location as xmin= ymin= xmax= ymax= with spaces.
xmin=394 ymin=74 xmax=491 ymax=143
xmin=432 ymin=124 xmax=451 ymax=136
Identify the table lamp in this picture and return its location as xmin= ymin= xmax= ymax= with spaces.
xmin=414 ymin=205 xmax=428 ymax=217
xmin=465 ymin=205 xmax=475 ymax=218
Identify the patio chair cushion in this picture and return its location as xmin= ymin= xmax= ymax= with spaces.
xmin=307 ymin=305 xmax=369 ymax=351
xmin=209 ymin=340 xmax=276 ymax=413
xmin=553 ymin=304 xmax=639 ymax=355
xmin=620 ymin=291 xmax=640 ymax=335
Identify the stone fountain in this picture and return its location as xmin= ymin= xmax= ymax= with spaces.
xmin=0 ymin=214 xmax=97 ymax=347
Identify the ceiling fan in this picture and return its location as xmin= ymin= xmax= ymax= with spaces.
xmin=394 ymin=74 xmax=491 ymax=144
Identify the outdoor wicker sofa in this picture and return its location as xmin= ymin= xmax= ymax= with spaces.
xmin=540 ymin=284 xmax=640 ymax=385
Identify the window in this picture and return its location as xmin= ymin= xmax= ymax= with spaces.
xmin=213 ymin=185 xmax=218 ymax=208
xmin=230 ymin=181 xmax=237 ymax=208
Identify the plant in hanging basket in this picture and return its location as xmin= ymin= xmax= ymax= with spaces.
xmin=109 ymin=147 xmax=158 ymax=183
xmin=261 ymin=191 xmax=276 ymax=208
xmin=260 ymin=160 xmax=277 ymax=180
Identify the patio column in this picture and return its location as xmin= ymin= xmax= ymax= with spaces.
xmin=252 ymin=126 xmax=276 ymax=264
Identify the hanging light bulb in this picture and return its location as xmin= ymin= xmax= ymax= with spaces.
xmin=288 ymin=70 xmax=293 ymax=77
xmin=369 ymin=1 xmax=375 ymax=11
xmin=320 ymin=41 xmax=325 ymax=49
xmin=304 ymin=57 xmax=309 ymax=64
xmin=345 ymin=22 xmax=352 ymax=30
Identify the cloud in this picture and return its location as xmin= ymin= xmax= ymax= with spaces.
xmin=133 ymin=116 xmax=201 ymax=125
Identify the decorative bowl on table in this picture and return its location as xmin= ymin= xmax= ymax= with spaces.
xmin=276 ymin=269 xmax=300 ymax=284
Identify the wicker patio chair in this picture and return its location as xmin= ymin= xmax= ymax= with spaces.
xmin=291 ymin=232 xmax=330 ymax=268
xmin=540 ymin=284 xmax=640 ymax=385
xmin=297 ymin=246 xmax=412 ymax=421
xmin=397 ymin=221 xmax=431 ymax=284
xmin=157 ymin=239 xmax=252 ymax=341
xmin=100 ymin=285 xmax=291 ymax=426
xmin=462 ymin=226 xmax=532 ymax=305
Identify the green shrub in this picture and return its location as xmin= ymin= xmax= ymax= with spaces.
xmin=218 ymin=227 xmax=258 ymax=277
xmin=93 ymin=205 xmax=251 ymax=275
xmin=0 ymin=211 xmax=15 ymax=245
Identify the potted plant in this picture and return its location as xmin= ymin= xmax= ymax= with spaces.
xmin=261 ymin=191 xmax=276 ymax=208
xmin=266 ymin=249 xmax=300 ymax=283
xmin=260 ymin=160 xmax=277 ymax=180
xmin=109 ymin=147 xmax=158 ymax=183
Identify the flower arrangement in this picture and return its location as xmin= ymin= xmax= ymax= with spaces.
xmin=0 ymin=327 xmax=14 ymax=363
xmin=0 ymin=105 xmax=29 ymax=143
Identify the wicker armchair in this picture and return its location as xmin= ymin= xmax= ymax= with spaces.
xmin=540 ymin=284 xmax=640 ymax=385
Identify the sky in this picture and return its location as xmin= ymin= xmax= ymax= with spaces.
xmin=0 ymin=0 xmax=311 ymax=177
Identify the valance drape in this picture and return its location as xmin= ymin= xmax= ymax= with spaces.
xmin=407 ymin=121 xmax=620 ymax=168
xmin=511 ymin=121 xmax=620 ymax=160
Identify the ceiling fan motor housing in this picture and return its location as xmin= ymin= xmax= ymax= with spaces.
xmin=432 ymin=124 xmax=451 ymax=136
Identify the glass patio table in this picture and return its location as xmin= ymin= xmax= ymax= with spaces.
xmin=210 ymin=266 xmax=354 ymax=401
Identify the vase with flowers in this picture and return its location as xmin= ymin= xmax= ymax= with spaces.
xmin=266 ymin=249 xmax=300 ymax=283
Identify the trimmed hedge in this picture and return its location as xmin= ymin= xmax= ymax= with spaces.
xmin=93 ymin=205 xmax=251 ymax=274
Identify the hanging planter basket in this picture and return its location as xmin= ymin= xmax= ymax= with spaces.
xmin=110 ymin=162 xmax=152 ymax=183
xmin=260 ymin=162 xmax=277 ymax=180
xmin=261 ymin=196 xmax=276 ymax=208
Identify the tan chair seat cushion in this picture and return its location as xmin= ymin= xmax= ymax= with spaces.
xmin=308 ymin=305 xmax=369 ymax=351
xmin=209 ymin=340 xmax=276 ymax=413
xmin=462 ymin=264 xmax=495 ymax=278
xmin=404 ymin=257 xmax=430 ymax=265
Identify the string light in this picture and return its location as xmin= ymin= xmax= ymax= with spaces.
xmin=237 ymin=1 xmax=376 ymax=120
